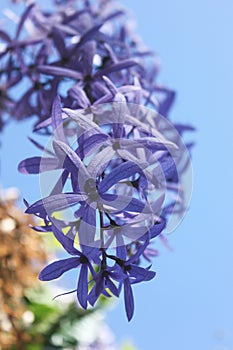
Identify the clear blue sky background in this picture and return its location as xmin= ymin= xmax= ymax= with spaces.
xmin=1 ymin=1 xmax=233 ymax=350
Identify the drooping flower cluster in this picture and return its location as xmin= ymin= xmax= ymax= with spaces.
xmin=18 ymin=95 xmax=192 ymax=321
xmin=0 ymin=0 xmax=177 ymax=130
xmin=1 ymin=0 xmax=194 ymax=320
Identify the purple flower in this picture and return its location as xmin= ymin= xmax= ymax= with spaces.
xmin=88 ymin=264 xmax=122 ymax=305
xmin=23 ymin=139 xmax=154 ymax=246
xmin=0 ymin=0 xmax=177 ymax=131
xmin=38 ymin=218 xmax=100 ymax=308
xmin=18 ymin=91 xmax=192 ymax=320
xmin=87 ymin=235 xmax=157 ymax=321
xmin=106 ymin=236 xmax=156 ymax=321
xmin=121 ymin=260 xmax=156 ymax=320
xmin=10 ymin=0 xmax=195 ymax=321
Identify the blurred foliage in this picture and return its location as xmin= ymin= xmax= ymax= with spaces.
xmin=0 ymin=188 xmax=47 ymax=349
xmin=16 ymin=286 xmax=97 ymax=350
xmin=121 ymin=342 xmax=138 ymax=350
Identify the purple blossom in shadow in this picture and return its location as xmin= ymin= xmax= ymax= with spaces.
xmin=0 ymin=0 xmax=179 ymax=131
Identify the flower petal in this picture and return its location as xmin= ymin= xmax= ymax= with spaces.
xmin=88 ymin=284 xmax=99 ymax=306
xmin=87 ymin=146 xmax=115 ymax=178
xmin=95 ymin=59 xmax=139 ymax=78
xmin=101 ymin=193 xmax=152 ymax=214
xmin=25 ymin=193 xmax=87 ymax=216
xmin=77 ymin=133 xmax=109 ymax=159
xmin=78 ymin=205 xmax=96 ymax=246
xmin=77 ymin=263 xmax=88 ymax=309
xmin=63 ymin=107 xmax=106 ymax=136
xmin=158 ymin=90 xmax=176 ymax=117
xmin=106 ymin=277 xmax=119 ymax=297
xmin=124 ymin=278 xmax=134 ymax=321
xmin=39 ymin=257 xmax=80 ymax=281
xmin=129 ymin=265 xmax=156 ymax=283
xmin=16 ymin=3 xmax=35 ymax=39
xmin=52 ymin=95 xmax=66 ymax=143
xmin=18 ymin=157 xmax=58 ymax=174
xmin=53 ymin=140 xmax=90 ymax=183
xmin=98 ymin=161 xmax=142 ymax=193
xmin=51 ymin=27 xmax=66 ymax=57
xmin=37 ymin=65 xmax=83 ymax=80
xmin=50 ymin=218 xmax=79 ymax=256
xmin=128 ymin=234 xmax=150 ymax=264
xmin=68 ymin=85 xmax=90 ymax=109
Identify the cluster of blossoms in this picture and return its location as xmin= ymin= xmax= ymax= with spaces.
xmin=0 ymin=0 xmax=176 ymax=130
xmin=1 ymin=0 xmax=194 ymax=320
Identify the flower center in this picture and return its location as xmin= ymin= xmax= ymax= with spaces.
xmin=79 ymin=255 xmax=88 ymax=264
xmin=112 ymin=140 xmax=121 ymax=151
xmin=84 ymin=178 xmax=99 ymax=201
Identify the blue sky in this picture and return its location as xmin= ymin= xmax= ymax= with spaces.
xmin=1 ymin=1 xmax=233 ymax=349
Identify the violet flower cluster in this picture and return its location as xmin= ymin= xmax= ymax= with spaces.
xmin=19 ymin=97 xmax=173 ymax=321
xmin=1 ymin=0 xmax=194 ymax=320
xmin=0 ymin=0 xmax=176 ymax=130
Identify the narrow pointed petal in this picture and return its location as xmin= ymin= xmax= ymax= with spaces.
xmin=25 ymin=193 xmax=87 ymax=216
xmin=77 ymin=263 xmax=88 ymax=309
xmin=63 ymin=108 xmax=106 ymax=135
xmin=106 ymin=278 xmax=119 ymax=297
xmin=77 ymin=133 xmax=109 ymax=159
xmin=37 ymin=65 xmax=83 ymax=80
xmin=0 ymin=30 xmax=11 ymax=43
xmin=158 ymin=90 xmax=176 ymax=117
xmin=52 ymin=96 xmax=66 ymax=142
xmin=50 ymin=218 xmax=79 ymax=256
xmin=124 ymin=279 xmax=134 ymax=321
xmin=95 ymin=59 xmax=139 ymax=78
xmin=129 ymin=265 xmax=156 ymax=283
xmin=101 ymin=194 xmax=152 ymax=214
xmin=52 ymin=27 xmax=66 ymax=57
xmin=98 ymin=161 xmax=142 ymax=193
xmin=150 ymin=219 xmax=166 ymax=238
xmin=128 ymin=235 xmax=150 ymax=264
xmin=88 ymin=285 xmax=99 ymax=306
xmin=16 ymin=3 xmax=35 ymax=39
xmin=87 ymin=146 xmax=115 ymax=178
xmin=39 ymin=257 xmax=80 ymax=281
xmin=53 ymin=140 xmax=90 ymax=183
xmin=78 ymin=205 xmax=96 ymax=246
xmin=50 ymin=169 xmax=69 ymax=196
xmin=125 ymin=113 xmax=177 ymax=148
xmin=116 ymin=244 xmax=127 ymax=260
xmin=109 ymin=265 xmax=125 ymax=281
xmin=33 ymin=112 xmax=68 ymax=131
xmin=121 ymin=137 xmax=169 ymax=151
xmin=18 ymin=157 xmax=58 ymax=174
xmin=68 ymin=85 xmax=90 ymax=109
xmin=95 ymin=273 xmax=105 ymax=297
